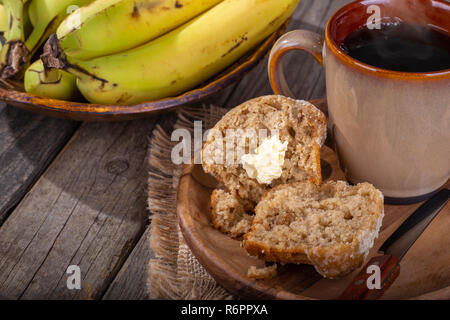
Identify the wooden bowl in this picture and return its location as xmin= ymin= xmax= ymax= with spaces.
xmin=177 ymin=106 xmax=450 ymax=299
xmin=0 ymin=23 xmax=288 ymax=122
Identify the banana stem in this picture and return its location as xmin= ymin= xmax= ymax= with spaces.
xmin=25 ymin=7 xmax=71 ymax=56
xmin=0 ymin=0 xmax=29 ymax=79
xmin=41 ymin=33 xmax=104 ymax=84
xmin=25 ymin=19 xmax=55 ymax=55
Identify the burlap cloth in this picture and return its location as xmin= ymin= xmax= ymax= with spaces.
xmin=147 ymin=104 xmax=234 ymax=300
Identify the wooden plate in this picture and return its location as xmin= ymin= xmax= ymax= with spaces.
xmin=177 ymin=101 xmax=450 ymax=300
xmin=0 ymin=23 xmax=288 ymax=122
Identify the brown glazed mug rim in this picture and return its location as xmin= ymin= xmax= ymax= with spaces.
xmin=325 ymin=0 xmax=450 ymax=80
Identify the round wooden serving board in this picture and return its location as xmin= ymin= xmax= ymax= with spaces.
xmin=177 ymin=138 xmax=450 ymax=300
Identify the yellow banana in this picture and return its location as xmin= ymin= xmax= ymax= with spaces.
xmin=0 ymin=5 xmax=6 ymax=31
xmin=44 ymin=0 xmax=300 ymax=105
xmin=56 ymin=0 xmax=224 ymax=60
xmin=0 ymin=0 xmax=29 ymax=79
xmin=24 ymin=59 xmax=80 ymax=100
xmin=0 ymin=4 xmax=7 ymax=49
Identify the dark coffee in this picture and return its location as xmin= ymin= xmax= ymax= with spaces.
xmin=340 ymin=22 xmax=450 ymax=72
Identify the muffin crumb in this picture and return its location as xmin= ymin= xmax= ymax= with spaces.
xmin=247 ymin=264 xmax=278 ymax=280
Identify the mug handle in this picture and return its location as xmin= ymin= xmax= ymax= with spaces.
xmin=268 ymin=30 xmax=324 ymax=97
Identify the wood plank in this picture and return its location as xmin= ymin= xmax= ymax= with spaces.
xmin=102 ymin=228 xmax=154 ymax=300
xmin=0 ymin=102 xmax=79 ymax=224
xmin=102 ymin=75 xmax=239 ymax=301
xmin=103 ymin=0 xmax=352 ymax=300
xmin=0 ymin=117 xmax=158 ymax=299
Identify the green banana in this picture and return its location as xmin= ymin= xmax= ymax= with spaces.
xmin=25 ymin=0 xmax=94 ymax=57
xmin=56 ymin=0 xmax=224 ymax=61
xmin=44 ymin=0 xmax=299 ymax=105
xmin=23 ymin=1 xmax=33 ymax=39
xmin=2 ymin=0 xmax=27 ymax=42
xmin=24 ymin=59 xmax=80 ymax=100
xmin=0 ymin=0 xmax=93 ymax=79
xmin=27 ymin=0 xmax=38 ymax=27
xmin=0 ymin=0 xmax=29 ymax=79
xmin=0 ymin=4 xmax=7 ymax=49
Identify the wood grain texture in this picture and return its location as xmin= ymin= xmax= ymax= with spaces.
xmin=0 ymin=118 xmax=157 ymax=299
xmin=0 ymin=102 xmax=79 ymax=224
xmin=102 ymin=228 xmax=154 ymax=300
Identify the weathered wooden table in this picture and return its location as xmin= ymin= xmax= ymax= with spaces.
xmin=0 ymin=0 xmax=352 ymax=299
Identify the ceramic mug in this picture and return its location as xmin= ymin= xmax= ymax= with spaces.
xmin=268 ymin=0 xmax=450 ymax=204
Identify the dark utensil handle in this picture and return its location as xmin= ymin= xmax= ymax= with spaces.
xmin=339 ymin=255 xmax=400 ymax=300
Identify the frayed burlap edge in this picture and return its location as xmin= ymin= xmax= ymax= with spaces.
xmin=147 ymin=105 xmax=234 ymax=300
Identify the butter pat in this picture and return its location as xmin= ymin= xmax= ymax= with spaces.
xmin=241 ymin=136 xmax=288 ymax=185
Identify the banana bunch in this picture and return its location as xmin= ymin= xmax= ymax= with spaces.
xmin=2 ymin=0 xmax=300 ymax=104
xmin=0 ymin=0 xmax=94 ymax=80
xmin=56 ymin=0 xmax=224 ymax=60
xmin=42 ymin=0 xmax=299 ymax=105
